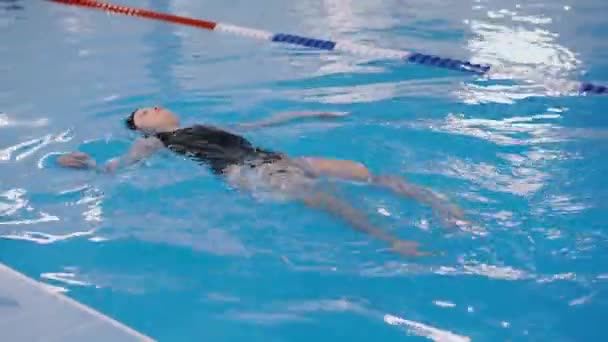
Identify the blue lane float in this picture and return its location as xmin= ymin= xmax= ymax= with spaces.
xmin=271 ymin=33 xmax=337 ymax=51
xmin=406 ymin=53 xmax=491 ymax=75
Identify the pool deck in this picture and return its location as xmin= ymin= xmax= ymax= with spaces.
xmin=0 ymin=262 xmax=154 ymax=342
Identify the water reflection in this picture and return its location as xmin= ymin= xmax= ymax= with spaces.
xmin=463 ymin=2 xmax=581 ymax=98
xmin=468 ymin=4 xmax=579 ymax=72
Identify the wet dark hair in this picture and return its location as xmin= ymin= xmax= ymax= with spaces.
xmin=125 ymin=109 xmax=137 ymax=130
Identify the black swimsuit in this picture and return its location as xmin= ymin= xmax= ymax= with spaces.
xmin=155 ymin=125 xmax=283 ymax=175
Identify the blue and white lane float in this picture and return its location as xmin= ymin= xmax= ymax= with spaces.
xmin=51 ymin=0 xmax=606 ymax=96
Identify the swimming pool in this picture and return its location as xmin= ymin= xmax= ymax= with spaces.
xmin=1 ymin=0 xmax=607 ymax=340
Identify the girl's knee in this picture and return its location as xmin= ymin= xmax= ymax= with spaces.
xmin=294 ymin=157 xmax=372 ymax=181
xmin=347 ymin=161 xmax=372 ymax=180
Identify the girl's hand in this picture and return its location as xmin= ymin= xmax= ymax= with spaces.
xmin=56 ymin=152 xmax=96 ymax=169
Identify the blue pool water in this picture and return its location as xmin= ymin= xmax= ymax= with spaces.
xmin=1 ymin=0 xmax=607 ymax=340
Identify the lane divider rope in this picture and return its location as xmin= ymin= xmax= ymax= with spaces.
xmin=49 ymin=0 xmax=606 ymax=95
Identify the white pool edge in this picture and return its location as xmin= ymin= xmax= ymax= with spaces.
xmin=0 ymin=262 xmax=155 ymax=342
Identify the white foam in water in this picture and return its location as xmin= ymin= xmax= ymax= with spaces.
xmin=0 ymin=113 xmax=49 ymax=128
xmin=486 ymin=65 xmax=581 ymax=95
xmin=40 ymin=283 xmax=69 ymax=294
xmin=15 ymin=135 xmax=52 ymax=161
xmin=536 ymin=272 xmax=576 ymax=283
xmin=41 ymin=272 xmax=93 ymax=287
xmin=377 ymin=207 xmax=391 ymax=216
xmin=102 ymin=94 xmax=120 ymax=102
xmin=2 ymin=130 xmax=72 ymax=163
xmin=434 ymin=263 xmax=531 ymax=280
xmin=0 ymin=213 xmax=60 ymax=226
xmin=1 ymin=229 xmax=95 ymax=244
xmin=38 ymin=152 xmax=61 ymax=169
xmin=569 ymin=293 xmax=594 ymax=306
xmin=433 ymin=300 xmax=456 ymax=308
xmin=0 ymin=138 xmax=44 ymax=161
xmin=89 ymin=236 xmax=109 ymax=242
xmin=384 ymin=314 xmax=470 ymax=342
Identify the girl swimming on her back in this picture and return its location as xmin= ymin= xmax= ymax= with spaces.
xmin=57 ymin=106 xmax=464 ymax=257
